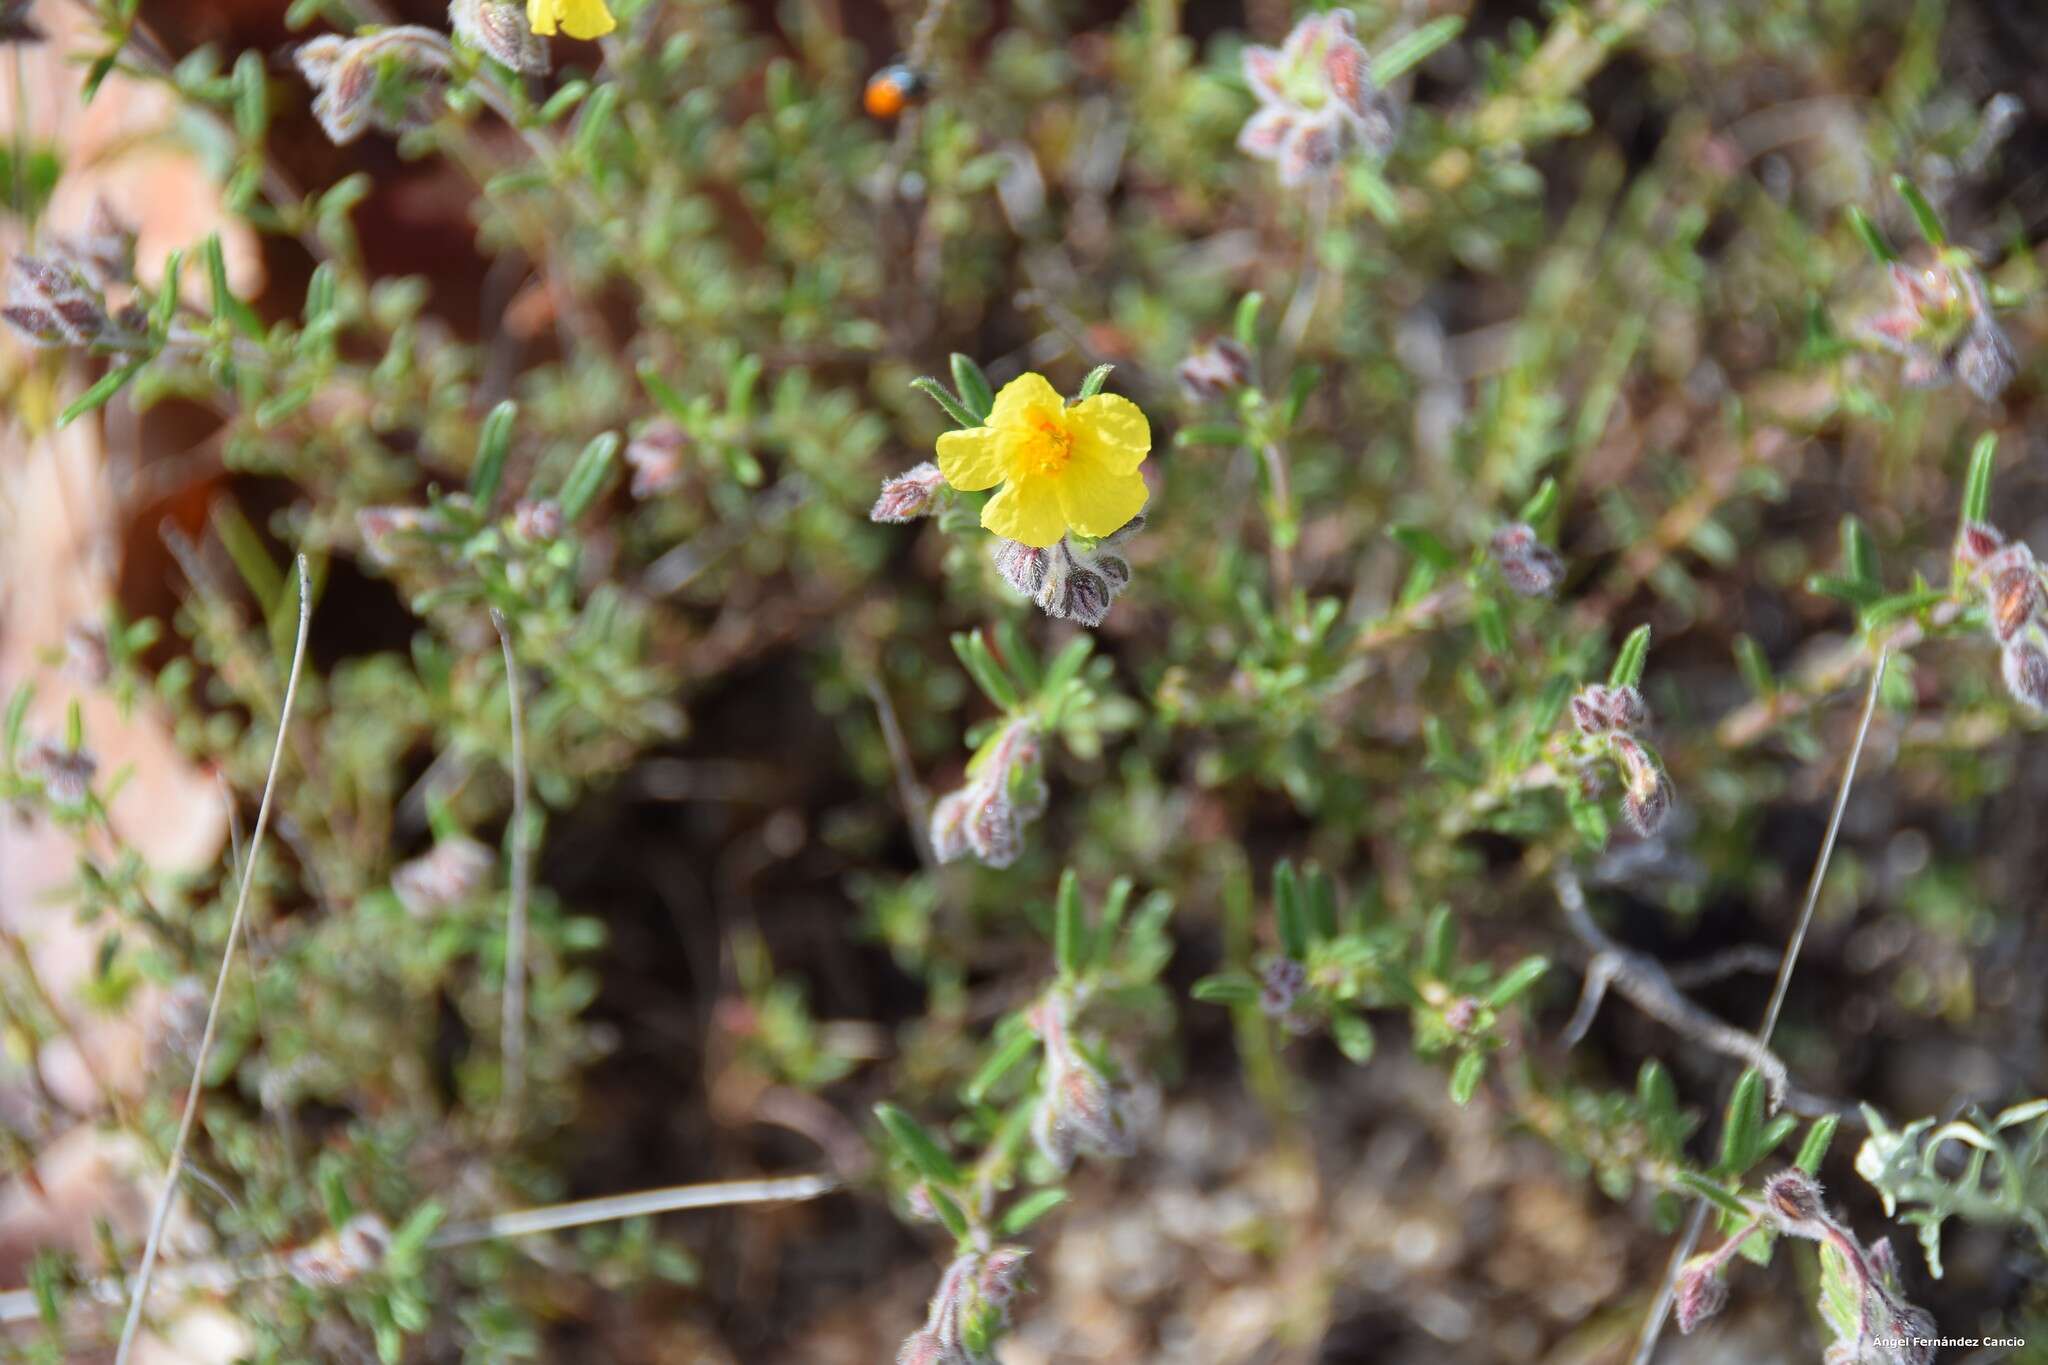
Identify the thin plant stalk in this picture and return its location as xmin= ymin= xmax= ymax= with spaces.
xmin=114 ymin=556 xmax=313 ymax=1365
xmin=1628 ymin=644 xmax=1891 ymax=1365
xmin=491 ymin=608 xmax=532 ymax=1125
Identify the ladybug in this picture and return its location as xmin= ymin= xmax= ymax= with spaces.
xmin=863 ymin=62 xmax=930 ymax=120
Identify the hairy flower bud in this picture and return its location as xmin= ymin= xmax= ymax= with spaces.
xmin=449 ymin=0 xmax=550 ymax=73
xmin=23 ymin=740 xmax=97 ymax=805
xmin=1176 ymin=338 xmax=1253 ymax=401
xmin=1989 ymin=564 xmax=2042 ymax=642
xmin=1955 ymin=315 xmax=2017 ymax=402
xmin=1571 ymin=684 xmax=1645 ymax=736
xmin=51 ymin=201 xmax=136 ymax=290
xmin=1259 ymin=956 xmax=1307 ymax=1019
xmin=976 ymin=1245 xmax=1028 ymax=1308
xmin=296 ymin=28 xmax=451 ymax=146
xmin=1489 ymin=523 xmax=1566 ymax=597
xmin=1956 ymin=519 xmax=2005 ymax=568
xmin=1673 ymin=1258 xmax=1729 ymax=1334
xmin=992 ymin=518 xmax=1143 ymax=628
xmin=392 ymin=837 xmax=495 ymax=917
xmin=621 ymin=420 xmax=688 ymax=498
xmin=926 ymin=721 xmax=1044 ymax=869
xmin=2002 ymin=632 xmax=2048 ymax=712
xmin=357 ymin=505 xmax=444 ymax=567
xmin=514 ymin=497 xmax=563 ymax=541
xmin=3 ymin=255 xmax=114 ymax=348
xmin=870 ymin=461 xmax=946 ymax=523
xmin=1612 ymin=735 xmax=1672 ymax=836
xmin=1762 ymin=1169 xmax=1827 ymax=1234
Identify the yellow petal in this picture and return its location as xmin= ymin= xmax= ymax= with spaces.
xmin=526 ymin=0 xmax=557 ymax=35
xmin=987 ymin=372 xmax=1064 ymax=431
xmin=1055 ymin=453 xmax=1149 ymax=539
xmin=1068 ymin=393 xmax=1150 ymax=474
xmin=983 ymin=476 xmax=1066 ymax=548
xmin=559 ymin=0 xmax=618 ymax=38
xmin=935 ymin=428 xmax=1007 ymax=491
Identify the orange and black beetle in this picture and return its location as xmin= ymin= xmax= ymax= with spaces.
xmin=863 ymin=62 xmax=930 ymax=120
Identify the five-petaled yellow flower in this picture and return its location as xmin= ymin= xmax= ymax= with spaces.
xmin=527 ymin=0 xmax=617 ymax=39
xmin=936 ymin=374 xmax=1150 ymax=549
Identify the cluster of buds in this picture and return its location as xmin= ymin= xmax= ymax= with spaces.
xmin=928 ymin=719 xmax=1046 ymax=869
xmin=1567 ymin=683 xmax=1672 ymax=836
xmin=284 ymin=1214 xmax=393 ymax=1289
xmin=1176 ymin=338 xmax=1253 ymax=402
xmin=1488 ymin=522 xmax=1566 ymax=597
xmin=1957 ymin=519 xmax=2048 ymax=712
xmin=295 ymin=27 xmax=453 ymax=146
xmin=992 ymin=516 xmax=1142 ymax=629
xmin=1861 ymin=260 xmax=2017 ymax=402
xmin=895 ymin=1245 xmax=1030 ymax=1365
xmin=869 ymin=461 xmax=947 ymax=523
xmin=626 ymin=420 xmax=691 ymax=499
xmin=1238 ymin=11 xmax=1401 ymax=187
xmin=448 ymin=0 xmax=550 ymax=74
xmin=1027 ymin=992 xmax=1145 ymax=1173
xmin=20 ymin=739 xmax=98 ymax=806
xmin=3 ymin=254 xmax=141 ymax=351
xmin=513 ymin=497 xmax=563 ymax=541
xmin=391 ymin=836 xmax=496 ymax=917
xmin=1676 ymin=1171 xmax=1936 ymax=1365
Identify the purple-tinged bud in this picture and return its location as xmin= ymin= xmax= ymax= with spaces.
xmin=1889 ymin=1305 xmax=1938 ymax=1365
xmin=1989 ymin=565 xmax=2042 ymax=642
xmin=448 ymin=0 xmax=550 ymax=74
xmin=870 ymin=461 xmax=946 ymax=523
xmin=1955 ymin=316 xmax=2017 ymax=402
xmin=976 ymin=1246 xmax=1029 ymax=1308
xmin=1489 ymin=523 xmax=1566 ymax=597
xmin=927 ymin=787 xmax=973 ymax=863
xmin=895 ymin=1330 xmax=960 ymax=1365
xmin=962 ymin=783 xmax=1023 ymax=869
xmin=1053 ymin=564 xmax=1114 ymax=629
xmin=296 ymin=28 xmax=451 ymax=147
xmin=23 ymin=740 xmax=97 ymax=805
xmin=63 ymin=623 xmax=111 ymax=687
xmin=992 ymin=538 xmax=1051 ymax=599
xmin=1607 ymin=685 xmax=1647 ymax=731
xmin=1612 ymin=736 xmax=1672 ymax=837
xmin=514 ymin=498 xmax=563 ymax=541
xmin=902 ymin=1181 xmax=940 ymax=1224
xmin=392 ymin=837 xmax=495 ymax=917
xmin=4 ymin=256 xmax=112 ymax=348
xmin=1443 ymin=995 xmax=1481 ymax=1034
xmin=624 ymin=421 xmax=688 ymax=499
xmin=1761 ymin=1169 xmax=1827 ymax=1235
xmin=1259 ymin=957 xmax=1307 ymax=1019
xmin=1176 ymin=338 xmax=1253 ymax=401
xmin=1572 ymin=685 xmax=1617 ymax=736
xmin=1277 ymin=112 xmax=1345 ymax=187
xmin=2002 ymin=632 xmax=2048 ymax=712
xmin=51 ymin=202 xmax=136 ymax=290
xmin=1673 ymin=1258 xmax=1729 ymax=1334
xmin=1867 ymin=1235 xmax=1900 ymax=1287
xmin=1957 ymin=520 xmax=2005 ymax=568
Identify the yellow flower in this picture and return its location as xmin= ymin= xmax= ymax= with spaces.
xmin=935 ymin=374 xmax=1151 ymax=549
xmin=527 ymin=0 xmax=617 ymax=39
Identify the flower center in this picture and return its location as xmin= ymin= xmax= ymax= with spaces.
xmin=1022 ymin=412 xmax=1073 ymax=476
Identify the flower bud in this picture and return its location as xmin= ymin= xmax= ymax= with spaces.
xmin=870 ymin=461 xmax=946 ymax=523
xmin=927 ymin=786 xmax=973 ymax=863
xmin=1989 ymin=564 xmax=2042 ymax=642
xmin=1956 ymin=519 xmax=2005 ymax=568
xmin=1955 ymin=316 xmax=2017 ymax=402
xmin=1761 ymin=1169 xmax=1827 ymax=1234
xmin=63 ymin=623 xmax=112 ymax=687
xmin=23 ymin=740 xmax=97 ymax=805
xmin=1176 ymin=338 xmax=1253 ymax=401
xmin=976 ymin=1245 xmax=1029 ymax=1308
xmin=3 ymin=256 xmax=113 ymax=348
xmin=1258 ymin=957 xmax=1307 ymax=1019
xmin=2002 ymin=631 xmax=2048 ymax=712
xmin=622 ymin=420 xmax=688 ymax=499
xmin=449 ymin=0 xmax=550 ymax=74
xmin=895 ymin=1330 xmax=961 ymax=1365
xmin=52 ymin=202 xmax=136 ymax=290
xmin=1673 ymin=1258 xmax=1729 ymax=1334
xmin=1489 ymin=523 xmax=1566 ymax=597
xmin=1612 ymin=735 xmax=1672 ymax=837
xmin=392 ymin=837 xmax=495 ymax=917
xmin=296 ymin=28 xmax=451 ymax=147
xmin=514 ymin=497 xmax=563 ymax=541
xmin=357 ymin=505 xmax=444 ymax=567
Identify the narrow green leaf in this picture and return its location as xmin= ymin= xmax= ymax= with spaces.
xmin=1676 ymin=1172 xmax=1754 ymax=1222
xmin=471 ymin=401 xmax=517 ymax=508
xmin=911 ymin=375 xmax=979 ymax=429
xmin=1331 ymin=1009 xmax=1375 ymax=1064
xmin=874 ymin=1103 xmax=963 ymax=1187
xmin=999 ymin=1188 xmax=1068 ymax=1234
xmin=1370 ymin=15 xmax=1463 ymax=84
xmin=1190 ymin=972 xmax=1263 ymax=1006
xmin=1302 ymin=864 xmax=1337 ymax=942
xmin=232 ymin=50 xmax=268 ymax=143
xmin=1273 ymin=860 xmax=1307 ymax=959
xmin=204 ymin=233 xmax=260 ymax=338
xmin=557 ymin=432 xmax=620 ymax=519
xmin=1607 ymin=624 xmax=1652 ymax=689
xmin=963 ymin=1021 xmax=1039 ymax=1104
xmin=1233 ymin=292 xmax=1265 ymax=349
xmin=950 ymin=630 xmax=1022 ymax=711
xmin=538 ymin=80 xmax=590 ymax=124
xmin=1449 ymin=1051 xmax=1485 ymax=1105
xmin=949 ymin=354 xmax=995 ymax=422
xmin=926 ymin=1184 xmax=971 ymax=1240
xmin=58 ymin=361 xmax=146 ymax=427
xmin=1093 ymin=877 xmax=1133 ymax=966
xmin=1054 ymin=869 xmax=1085 ymax=976
xmin=1484 ymin=956 xmax=1549 ymax=1007
xmin=1174 ymin=423 xmax=1249 ymax=448
xmin=1516 ymin=477 xmax=1560 ymax=533
xmin=1795 ymin=1114 xmax=1840 ymax=1174
xmin=1845 ymin=206 xmax=1897 ymax=264
xmin=1719 ymin=1068 xmax=1766 ymax=1173
xmin=1733 ymin=635 xmax=1774 ymax=698
xmin=1962 ymin=432 xmax=1997 ymax=526
xmin=1474 ymin=597 xmax=1508 ymax=654
xmin=1841 ymin=516 xmax=1879 ymax=588
xmin=1892 ymin=173 xmax=1946 ymax=247
xmin=1389 ymin=524 xmax=1457 ymax=570
xmin=1075 ymin=364 xmax=1114 ymax=400
xmin=571 ymin=84 xmax=618 ymax=160
xmin=1421 ymin=905 xmax=1456 ymax=979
